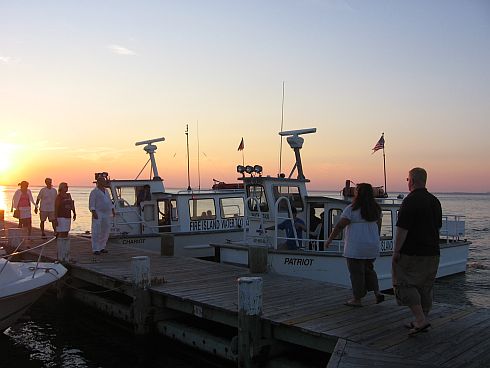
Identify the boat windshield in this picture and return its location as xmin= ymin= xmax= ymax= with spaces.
xmin=273 ymin=185 xmax=304 ymax=212
xmin=247 ymin=184 xmax=269 ymax=212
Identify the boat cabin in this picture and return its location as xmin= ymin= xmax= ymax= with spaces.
xmin=103 ymin=177 xmax=245 ymax=237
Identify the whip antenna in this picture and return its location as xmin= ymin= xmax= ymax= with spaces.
xmin=185 ymin=124 xmax=191 ymax=191
xmin=278 ymin=81 xmax=285 ymax=176
xmin=197 ymin=120 xmax=201 ymax=190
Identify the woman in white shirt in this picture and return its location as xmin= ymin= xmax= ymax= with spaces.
xmin=325 ymin=183 xmax=384 ymax=307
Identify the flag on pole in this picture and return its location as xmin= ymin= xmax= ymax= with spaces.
xmin=237 ymin=137 xmax=244 ymax=151
xmin=372 ymin=134 xmax=385 ymax=153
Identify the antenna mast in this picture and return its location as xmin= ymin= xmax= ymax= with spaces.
xmin=135 ymin=137 xmax=165 ymax=180
xmin=197 ymin=120 xmax=201 ymax=190
xmin=185 ymin=124 xmax=191 ymax=191
xmin=278 ymin=81 xmax=285 ymax=176
xmin=279 ymin=128 xmax=317 ymax=180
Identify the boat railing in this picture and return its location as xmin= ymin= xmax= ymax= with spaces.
xmin=0 ymin=236 xmax=57 ymax=278
xmin=273 ymin=196 xmax=301 ymax=250
xmin=145 ymin=224 xmax=179 ymax=232
xmin=440 ymin=214 xmax=466 ymax=242
xmin=303 ymin=235 xmax=343 ymax=254
xmin=376 ymin=198 xmax=403 ymax=205
xmin=114 ymin=208 xmax=158 ymax=234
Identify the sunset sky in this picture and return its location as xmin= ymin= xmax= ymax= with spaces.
xmin=1 ymin=1 xmax=489 ymax=193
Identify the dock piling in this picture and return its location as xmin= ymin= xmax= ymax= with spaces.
xmin=57 ymin=237 xmax=70 ymax=262
xmin=238 ymin=276 xmax=265 ymax=368
xmin=131 ymin=256 xmax=152 ymax=335
xmin=249 ymin=245 xmax=268 ymax=273
xmin=7 ymin=227 xmax=24 ymax=250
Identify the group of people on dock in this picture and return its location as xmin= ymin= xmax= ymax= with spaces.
xmin=10 ymin=174 xmax=114 ymax=256
xmin=11 ymin=178 xmax=76 ymax=240
xmin=11 ymin=167 xmax=441 ymax=335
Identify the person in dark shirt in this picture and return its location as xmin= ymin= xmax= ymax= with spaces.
xmin=54 ymin=182 xmax=76 ymax=238
xmin=136 ymin=185 xmax=151 ymax=206
xmin=392 ymin=167 xmax=442 ymax=335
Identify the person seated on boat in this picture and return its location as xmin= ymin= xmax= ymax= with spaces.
xmin=310 ymin=211 xmax=325 ymax=251
xmin=309 ymin=208 xmax=321 ymax=234
xmin=267 ymin=207 xmax=307 ymax=250
xmin=206 ymin=210 xmax=214 ymax=219
xmin=136 ymin=185 xmax=151 ymax=206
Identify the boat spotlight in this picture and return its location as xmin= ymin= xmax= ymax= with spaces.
xmin=253 ymin=165 xmax=263 ymax=175
xmin=237 ymin=165 xmax=245 ymax=174
xmin=245 ymin=165 xmax=254 ymax=174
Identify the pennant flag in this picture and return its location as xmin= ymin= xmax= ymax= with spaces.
xmin=372 ymin=134 xmax=385 ymax=153
xmin=237 ymin=137 xmax=244 ymax=151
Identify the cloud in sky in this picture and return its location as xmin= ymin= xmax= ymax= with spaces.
xmin=0 ymin=56 xmax=15 ymax=64
xmin=108 ymin=44 xmax=136 ymax=56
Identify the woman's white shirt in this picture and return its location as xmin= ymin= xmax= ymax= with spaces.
xmin=341 ymin=204 xmax=380 ymax=259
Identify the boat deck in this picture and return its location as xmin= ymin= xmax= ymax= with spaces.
xmin=3 ymin=223 xmax=490 ymax=368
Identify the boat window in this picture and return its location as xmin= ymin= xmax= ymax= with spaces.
xmin=115 ymin=186 xmax=138 ymax=207
xmin=189 ymin=198 xmax=216 ymax=220
xmin=329 ymin=208 xmax=343 ymax=240
xmin=170 ymin=199 xmax=178 ymax=221
xmin=381 ymin=210 xmax=393 ymax=239
xmin=247 ymin=184 xmax=269 ymax=212
xmin=273 ymin=185 xmax=303 ymax=212
xmin=157 ymin=200 xmax=174 ymax=232
xmin=220 ymin=197 xmax=244 ymax=218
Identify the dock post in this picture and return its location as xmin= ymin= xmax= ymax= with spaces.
xmin=131 ymin=256 xmax=152 ymax=335
xmin=238 ymin=276 xmax=263 ymax=368
xmin=7 ymin=227 xmax=24 ymax=250
xmin=57 ymin=238 xmax=70 ymax=262
xmin=248 ymin=245 xmax=268 ymax=273
xmin=0 ymin=209 xmax=4 ymax=235
xmin=161 ymin=234 xmax=174 ymax=256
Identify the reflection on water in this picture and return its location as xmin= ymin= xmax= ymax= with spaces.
xmin=0 ymin=185 xmax=12 ymax=218
xmin=2 ymin=296 xmax=219 ymax=368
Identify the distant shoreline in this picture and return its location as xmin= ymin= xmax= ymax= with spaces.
xmin=1 ymin=184 xmax=488 ymax=195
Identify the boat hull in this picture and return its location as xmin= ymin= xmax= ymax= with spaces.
xmin=0 ymin=284 xmax=51 ymax=331
xmin=0 ymin=261 xmax=67 ymax=331
xmin=109 ymin=229 xmax=243 ymax=258
xmin=216 ymin=240 xmax=471 ymax=291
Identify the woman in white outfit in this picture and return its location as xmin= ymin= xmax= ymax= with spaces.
xmin=325 ymin=183 xmax=384 ymax=307
xmin=89 ymin=176 xmax=115 ymax=255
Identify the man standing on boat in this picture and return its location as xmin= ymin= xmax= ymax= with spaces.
xmin=34 ymin=177 xmax=57 ymax=238
xmin=89 ymin=175 xmax=115 ymax=255
xmin=392 ymin=167 xmax=442 ymax=335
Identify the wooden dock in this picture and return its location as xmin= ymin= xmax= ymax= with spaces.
xmin=3 ymin=223 xmax=490 ymax=368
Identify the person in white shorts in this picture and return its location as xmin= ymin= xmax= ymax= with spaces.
xmin=35 ymin=177 xmax=57 ymax=238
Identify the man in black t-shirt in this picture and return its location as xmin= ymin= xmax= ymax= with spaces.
xmin=392 ymin=167 xmax=442 ymax=335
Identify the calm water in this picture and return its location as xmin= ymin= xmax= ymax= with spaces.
xmin=1 ymin=186 xmax=489 ymax=367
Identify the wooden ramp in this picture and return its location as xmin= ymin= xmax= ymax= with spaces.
xmin=5 ymin=224 xmax=490 ymax=368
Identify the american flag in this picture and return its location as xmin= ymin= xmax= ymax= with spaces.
xmin=372 ymin=134 xmax=384 ymax=153
xmin=237 ymin=137 xmax=244 ymax=151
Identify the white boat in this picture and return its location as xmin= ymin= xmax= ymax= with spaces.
xmin=0 ymin=241 xmax=67 ymax=331
xmin=213 ymin=128 xmax=470 ymax=291
xmin=97 ymin=137 xmax=246 ymax=257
